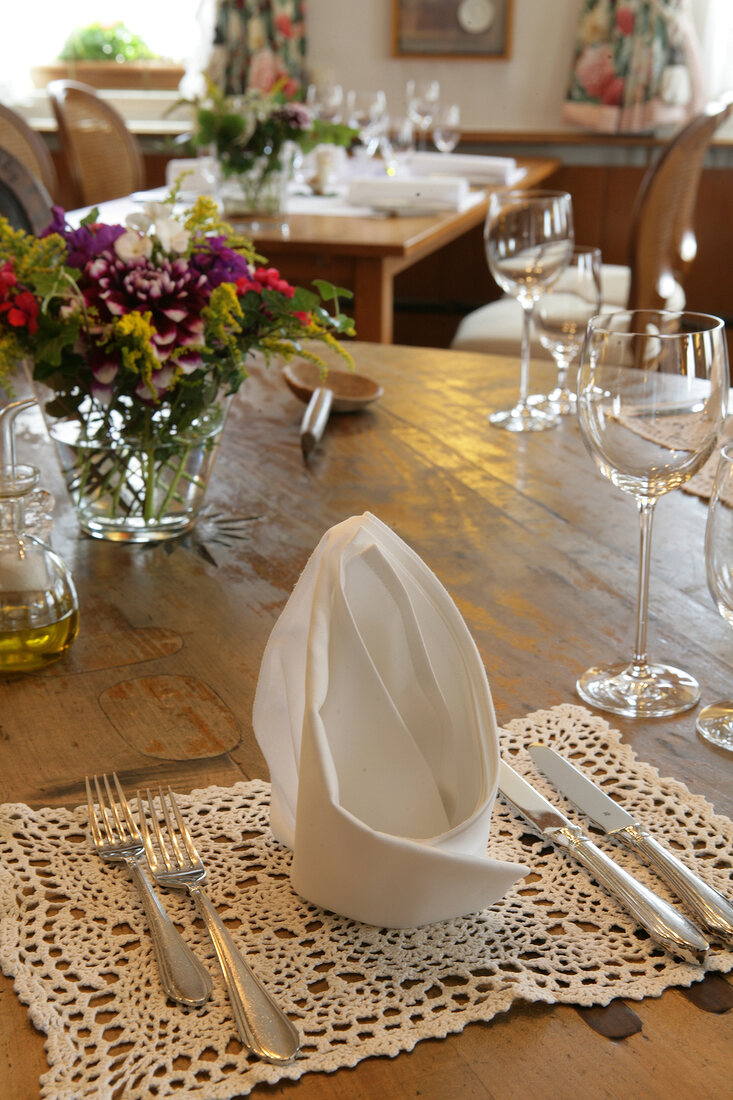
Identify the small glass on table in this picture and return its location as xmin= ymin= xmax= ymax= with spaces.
xmin=576 ymin=310 xmax=729 ymax=718
xmin=484 ymin=189 xmax=574 ymax=432
xmin=532 ymin=245 xmax=602 ymax=416
xmin=432 ymin=104 xmax=461 ymax=154
xmin=697 ymin=443 xmax=733 ymax=751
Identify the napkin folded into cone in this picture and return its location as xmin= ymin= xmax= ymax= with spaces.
xmin=253 ymin=513 xmax=527 ymax=928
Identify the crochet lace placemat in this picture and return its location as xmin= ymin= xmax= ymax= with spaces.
xmin=1 ymin=704 xmax=731 ymax=1100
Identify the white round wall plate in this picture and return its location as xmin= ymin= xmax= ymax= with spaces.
xmin=457 ymin=0 xmax=495 ymax=35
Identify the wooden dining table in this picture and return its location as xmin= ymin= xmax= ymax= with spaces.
xmin=1 ymin=342 xmax=731 ymax=1099
xmin=68 ymin=156 xmax=560 ymax=346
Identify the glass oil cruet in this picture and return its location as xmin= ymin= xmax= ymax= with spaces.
xmin=0 ymin=398 xmax=79 ymax=672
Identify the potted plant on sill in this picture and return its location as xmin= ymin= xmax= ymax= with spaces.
xmin=32 ymin=22 xmax=185 ymax=92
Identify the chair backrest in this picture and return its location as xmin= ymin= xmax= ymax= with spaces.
xmin=0 ymin=146 xmax=53 ymax=234
xmin=627 ymin=94 xmax=733 ymax=311
xmin=47 ymin=79 xmax=145 ymax=208
xmin=0 ymin=103 xmax=58 ymax=201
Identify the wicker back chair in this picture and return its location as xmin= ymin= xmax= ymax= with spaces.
xmin=452 ymin=95 xmax=733 ymax=356
xmin=47 ymin=80 xmax=145 ymax=208
xmin=0 ymin=146 xmax=53 ymax=234
xmin=0 ymin=103 xmax=58 ymax=201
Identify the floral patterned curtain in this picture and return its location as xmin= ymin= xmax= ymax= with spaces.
xmin=563 ymin=0 xmax=706 ymax=133
xmin=207 ymin=0 xmax=307 ymax=97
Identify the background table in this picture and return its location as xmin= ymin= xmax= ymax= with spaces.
xmin=1 ymin=343 xmax=730 ymax=1099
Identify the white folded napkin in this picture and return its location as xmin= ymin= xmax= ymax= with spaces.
xmin=253 ymin=513 xmax=527 ymax=928
xmin=346 ymin=174 xmax=470 ymax=213
xmin=165 ymin=156 xmax=219 ymax=198
xmin=409 ymin=151 xmax=525 ymax=185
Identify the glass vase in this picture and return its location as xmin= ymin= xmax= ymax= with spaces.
xmin=40 ymin=388 xmax=231 ymax=543
xmin=218 ymin=156 xmax=289 ymax=224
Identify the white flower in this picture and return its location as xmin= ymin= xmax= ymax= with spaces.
xmin=154 ymin=216 xmax=190 ymax=254
xmin=114 ymin=230 xmax=153 ymax=262
xmin=125 ymin=211 xmax=153 ymax=234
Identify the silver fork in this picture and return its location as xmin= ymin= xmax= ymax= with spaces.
xmin=86 ymin=774 xmax=212 ymax=1008
xmin=137 ymin=785 xmax=301 ymax=1065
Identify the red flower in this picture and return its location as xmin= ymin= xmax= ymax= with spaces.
xmin=275 ymin=13 xmax=293 ymax=38
xmin=236 ymin=267 xmax=296 ymax=299
xmin=0 ymin=289 xmax=39 ymax=334
xmin=0 ymin=260 xmax=18 ymax=299
xmin=616 ymin=7 xmax=635 ymax=35
xmin=602 ymin=76 xmax=625 ymax=106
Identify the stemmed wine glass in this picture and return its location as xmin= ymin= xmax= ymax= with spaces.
xmin=432 ymin=104 xmax=461 ymax=154
xmin=533 ymin=246 xmax=602 ymax=416
xmin=484 ymin=189 xmax=574 ymax=432
xmin=576 ymin=310 xmax=729 ymax=718
xmin=347 ymin=89 xmax=388 ymax=160
xmin=696 ymin=443 xmax=733 ymax=751
xmin=406 ymin=80 xmax=440 ymax=150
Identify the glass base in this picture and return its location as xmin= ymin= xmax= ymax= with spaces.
xmin=576 ymin=659 xmax=700 ymax=718
xmin=529 ymin=388 xmax=577 ymax=417
xmin=696 ymin=701 xmax=733 ymax=751
xmin=488 ymin=398 xmax=560 ymax=433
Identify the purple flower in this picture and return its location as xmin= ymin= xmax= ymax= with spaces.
xmin=43 ymin=206 xmax=126 ymax=269
xmin=190 ymin=236 xmax=252 ymax=288
xmin=272 ymin=102 xmax=312 ymax=131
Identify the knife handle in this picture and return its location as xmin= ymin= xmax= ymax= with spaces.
xmin=300 ymin=387 xmax=333 ymax=458
xmin=613 ymin=825 xmax=733 ymax=945
xmin=561 ymin=828 xmax=709 ymax=965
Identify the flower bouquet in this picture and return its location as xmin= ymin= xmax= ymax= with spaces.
xmin=182 ymin=78 xmax=355 ymax=216
xmin=0 ymin=194 xmax=353 ymax=541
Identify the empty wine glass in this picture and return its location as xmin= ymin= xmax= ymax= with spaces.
xmin=406 ymin=79 xmax=440 ymax=149
xmin=576 ymin=310 xmax=729 ymax=718
xmin=484 ymin=189 xmax=574 ymax=432
xmin=347 ymin=89 xmax=388 ymax=160
xmin=433 ymin=104 xmax=461 ymax=154
xmin=533 ymin=246 xmax=602 ymax=416
xmin=306 ymin=81 xmax=344 ymax=123
xmin=696 ymin=443 xmax=733 ymax=751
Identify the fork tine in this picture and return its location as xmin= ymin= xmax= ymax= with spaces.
xmin=135 ymin=789 xmax=158 ymax=872
xmin=85 ymin=776 xmax=104 ymax=848
xmin=113 ymin=773 xmax=141 ymax=840
xmin=102 ymin=773 xmax=127 ymax=840
xmin=146 ymin=787 xmax=174 ymax=872
xmin=158 ymin=786 xmax=189 ymax=868
xmin=166 ymin=787 xmax=199 ymax=865
xmin=94 ymin=775 xmax=116 ymax=843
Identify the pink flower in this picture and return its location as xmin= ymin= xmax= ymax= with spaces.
xmin=602 ymin=76 xmax=625 ymax=106
xmin=576 ymin=44 xmax=617 ymax=100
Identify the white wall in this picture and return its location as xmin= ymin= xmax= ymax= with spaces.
xmin=306 ymin=0 xmax=585 ymax=132
xmin=306 ymin=0 xmax=723 ymax=134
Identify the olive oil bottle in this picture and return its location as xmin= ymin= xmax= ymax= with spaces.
xmin=0 ymin=399 xmax=78 ymax=672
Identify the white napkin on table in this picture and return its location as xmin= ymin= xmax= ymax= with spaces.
xmin=252 ymin=513 xmax=527 ymax=928
xmin=409 ymin=151 xmax=525 ymax=186
xmin=346 ymin=174 xmax=470 ymax=213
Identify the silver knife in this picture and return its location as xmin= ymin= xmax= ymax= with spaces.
xmin=529 ymin=743 xmax=733 ymax=946
xmin=300 ymin=386 xmax=333 ymax=458
xmin=498 ymin=760 xmax=709 ymax=965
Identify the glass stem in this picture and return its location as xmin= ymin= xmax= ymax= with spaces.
xmin=633 ymin=498 xmax=656 ymax=668
xmin=518 ymin=301 xmax=533 ymax=405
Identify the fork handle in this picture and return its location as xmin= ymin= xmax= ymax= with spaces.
xmin=189 ymin=884 xmax=300 ymax=1064
xmin=127 ymin=860 xmax=212 ymax=1007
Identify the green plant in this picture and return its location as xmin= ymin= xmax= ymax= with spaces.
xmin=59 ymin=22 xmax=157 ymax=64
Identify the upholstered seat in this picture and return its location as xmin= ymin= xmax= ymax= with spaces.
xmin=47 ymin=80 xmax=145 ymax=208
xmin=452 ymin=95 xmax=733 ymax=357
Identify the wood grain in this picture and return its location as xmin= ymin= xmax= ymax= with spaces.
xmin=1 ymin=343 xmax=730 ymax=1100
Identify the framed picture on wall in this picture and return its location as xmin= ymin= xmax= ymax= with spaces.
xmin=393 ymin=0 xmax=513 ymax=59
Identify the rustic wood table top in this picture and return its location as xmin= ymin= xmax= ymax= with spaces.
xmin=1 ymin=342 xmax=730 ymax=1099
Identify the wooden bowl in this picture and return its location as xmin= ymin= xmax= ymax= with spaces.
xmin=282 ymin=361 xmax=383 ymax=413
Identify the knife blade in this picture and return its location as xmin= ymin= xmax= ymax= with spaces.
xmin=498 ymin=760 xmax=709 ymax=965
xmin=528 ymin=743 xmax=733 ymax=946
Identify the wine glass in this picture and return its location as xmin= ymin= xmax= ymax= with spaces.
xmin=433 ymin=104 xmax=461 ymax=154
xmin=533 ymin=246 xmax=602 ymax=416
xmin=484 ymin=189 xmax=574 ymax=432
xmin=347 ymin=89 xmax=388 ymax=160
xmin=306 ymin=81 xmax=344 ymax=123
xmin=406 ymin=79 xmax=440 ymax=150
xmin=696 ymin=443 xmax=733 ymax=751
xmin=576 ymin=310 xmax=729 ymax=718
